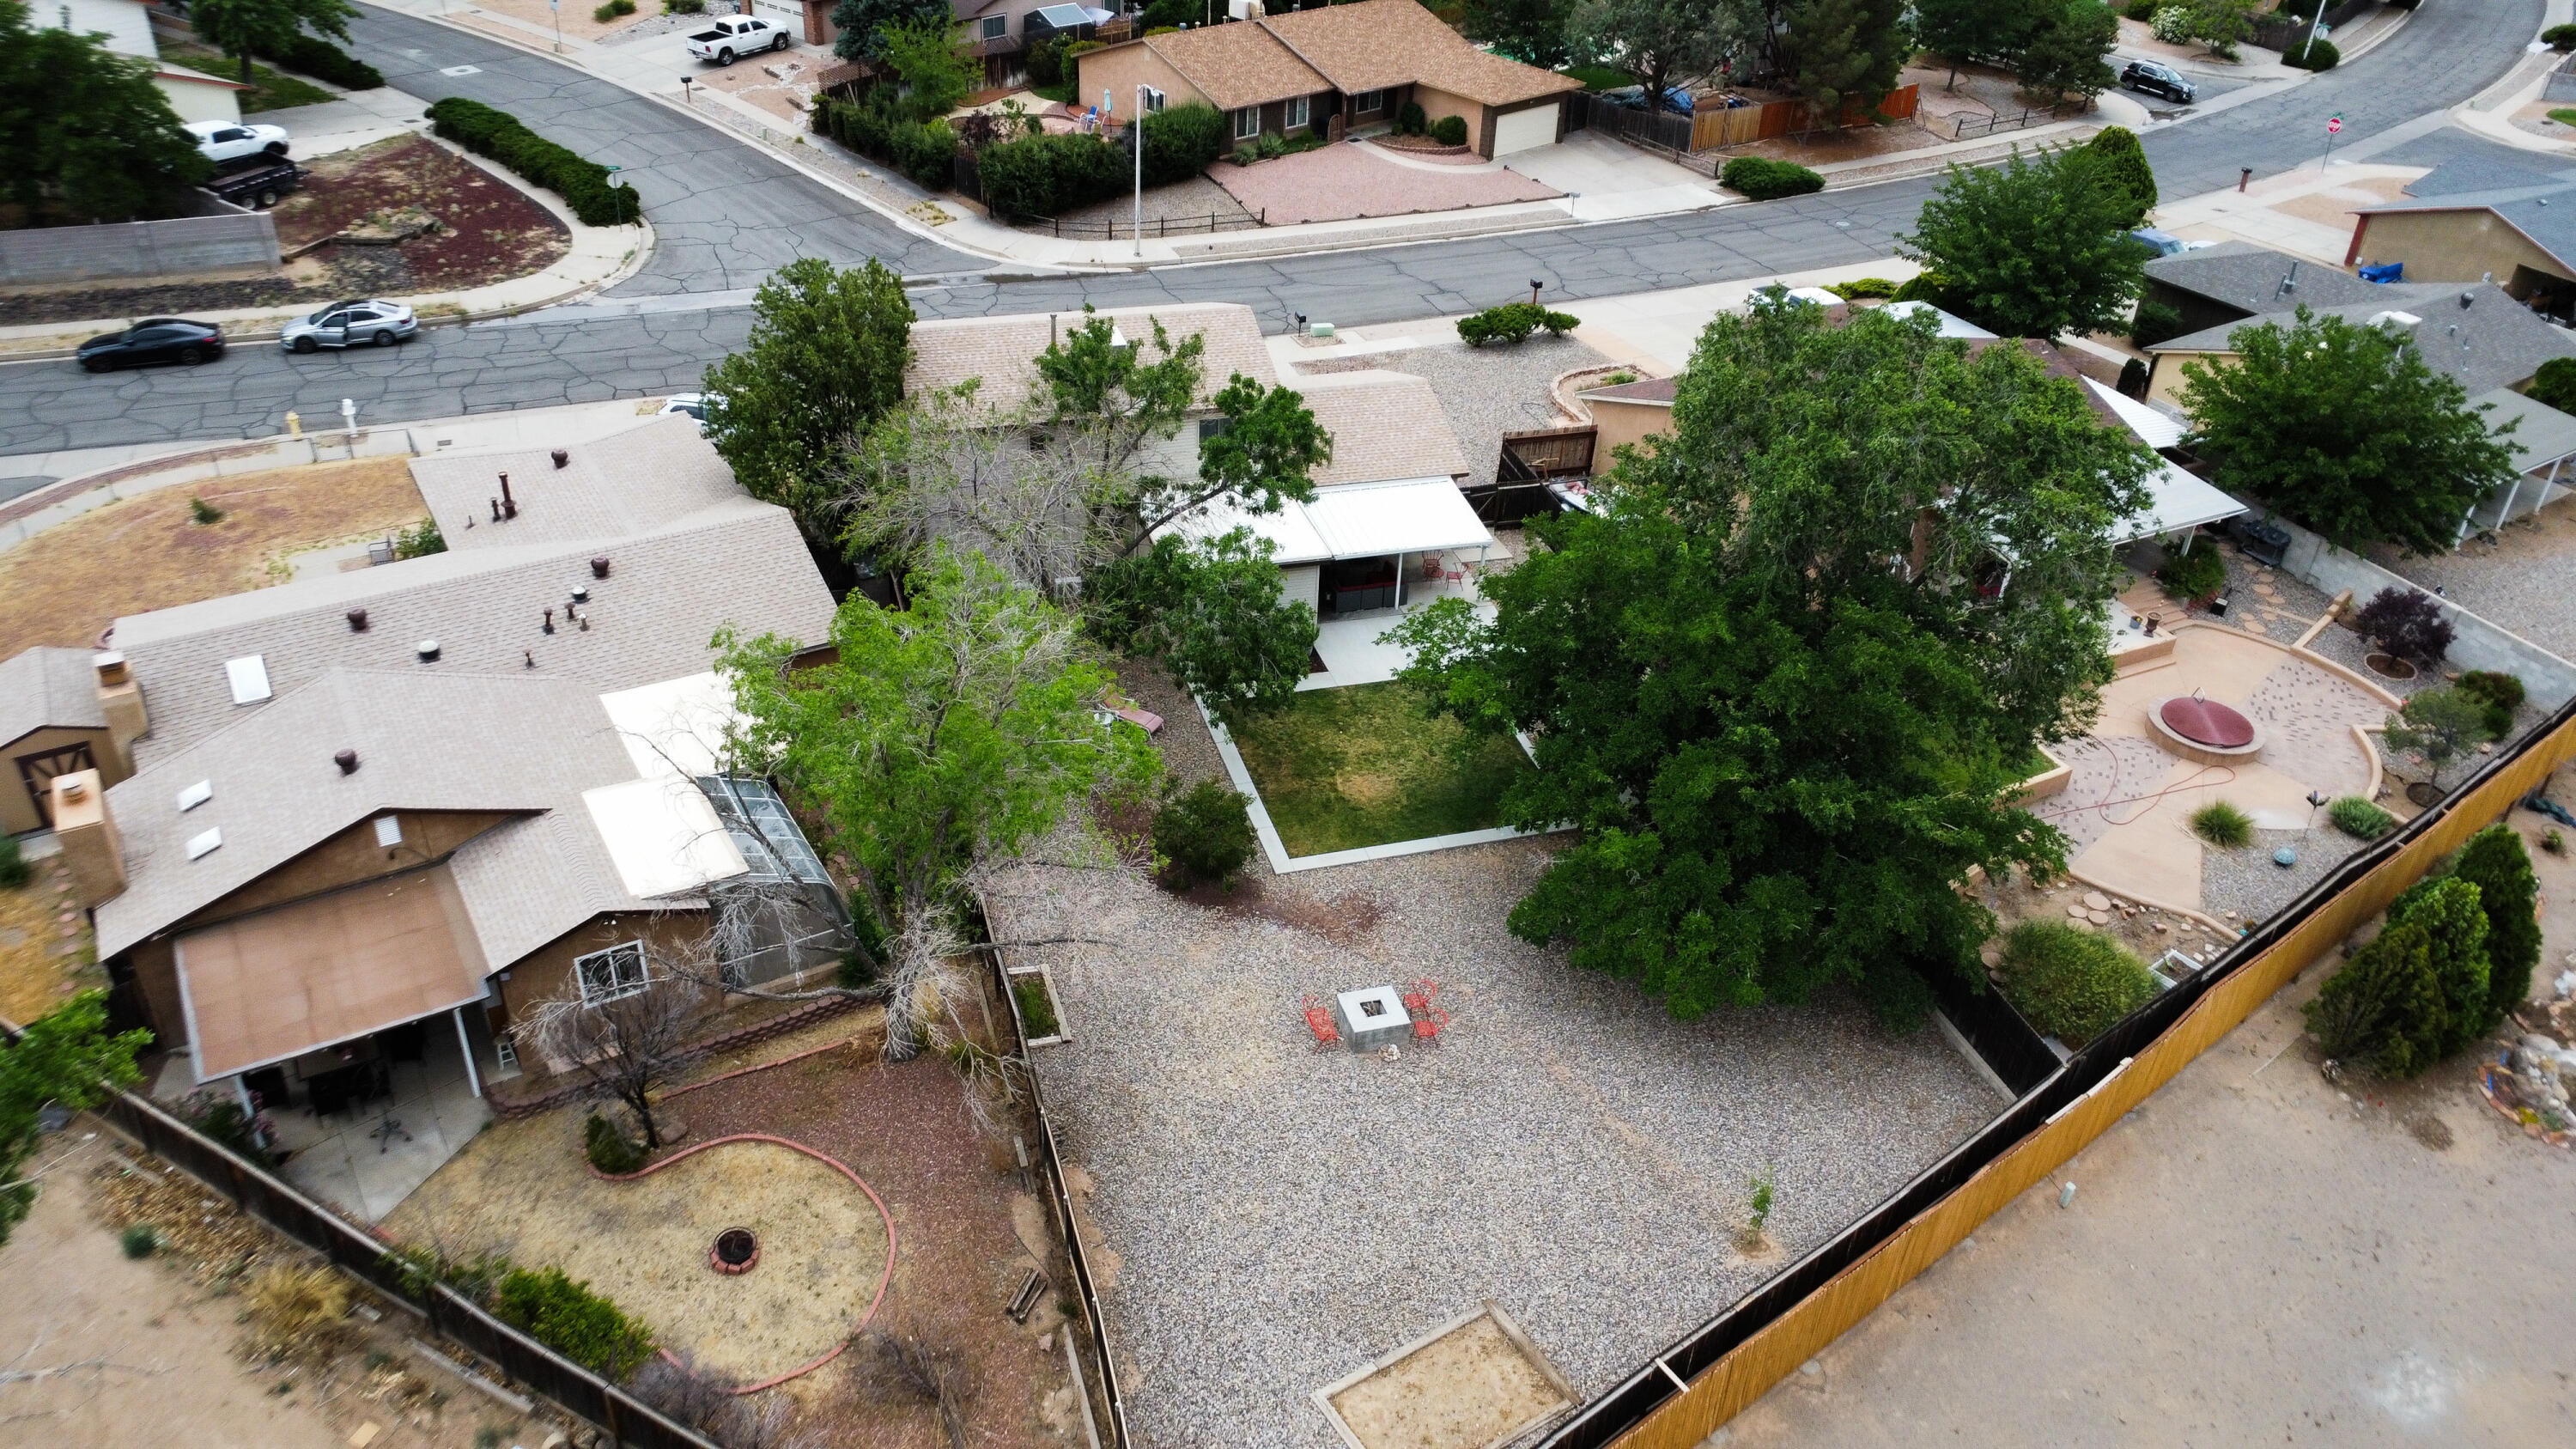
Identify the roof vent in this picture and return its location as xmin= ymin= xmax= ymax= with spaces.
xmin=185 ymin=826 xmax=223 ymax=861
xmin=2461 ymin=289 xmax=2476 ymax=310
xmin=334 ymin=749 xmax=359 ymax=775
xmin=347 ymin=607 xmax=369 ymax=632
xmin=176 ymin=780 xmax=212 ymax=813
xmin=58 ymin=777 xmax=88 ymax=805
xmin=570 ymin=584 xmax=590 ymax=604
xmin=416 ymin=639 xmax=441 ymax=662
xmin=224 ymin=654 xmax=271 ymax=704
xmin=590 ymin=556 xmax=611 ymax=579
xmin=551 ymin=447 xmax=569 ymax=469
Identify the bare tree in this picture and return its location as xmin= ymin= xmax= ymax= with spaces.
xmin=841 ymin=381 xmax=1121 ymax=597
xmin=630 ymin=1353 xmax=821 ymax=1449
xmin=854 ymin=1323 xmax=974 ymax=1449
xmin=513 ymin=969 xmax=702 ymax=1150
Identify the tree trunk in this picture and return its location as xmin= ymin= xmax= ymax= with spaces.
xmin=240 ymin=52 xmax=254 ymax=86
xmin=629 ymin=1090 xmax=662 ymax=1149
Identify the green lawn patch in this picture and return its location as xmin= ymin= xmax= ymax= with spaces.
xmin=1225 ymin=680 xmax=1532 ymax=857
xmin=169 ymin=46 xmax=335 ymax=113
xmin=1030 ymin=82 xmax=1078 ymax=106
xmin=1559 ymin=65 xmax=1633 ymax=92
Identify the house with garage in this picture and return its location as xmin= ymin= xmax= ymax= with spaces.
xmin=2344 ymin=155 xmax=2576 ymax=320
xmin=1074 ymin=0 xmax=1579 ymax=157
xmin=24 ymin=417 xmax=849 ymax=1215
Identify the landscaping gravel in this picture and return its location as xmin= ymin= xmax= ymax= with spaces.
xmin=1292 ymin=333 xmax=1609 ymax=488
xmin=2197 ymin=825 xmax=2360 ymax=930
xmin=1039 ymin=175 xmax=1255 ymax=237
xmin=988 ymin=705 xmax=1998 ymax=1448
xmin=2366 ymin=494 xmax=2576 ymax=663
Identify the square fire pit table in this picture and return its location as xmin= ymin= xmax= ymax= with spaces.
xmin=1334 ymin=985 xmax=1412 ymax=1052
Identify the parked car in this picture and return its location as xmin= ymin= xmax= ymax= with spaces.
xmin=684 ymin=16 xmax=790 ymax=64
xmin=201 ymin=158 xmax=306 ymax=210
xmin=2120 ymin=60 xmax=2196 ymax=104
xmin=2128 ymin=227 xmax=2186 ymax=258
xmin=76 ymin=319 xmax=225 ymax=373
xmin=1601 ymin=85 xmax=1695 ymax=115
xmin=279 ymin=300 xmax=419 ymax=353
xmin=185 ymin=119 xmax=291 ymax=168
xmin=658 ymin=392 xmax=719 ymax=431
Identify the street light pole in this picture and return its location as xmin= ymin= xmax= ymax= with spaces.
xmin=1133 ymin=84 xmax=1147 ymax=261
xmin=550 ymin=0 xmax=562 ymax=53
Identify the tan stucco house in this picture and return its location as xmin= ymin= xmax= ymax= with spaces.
xmin=2345 ymin=155 xmax=2576 ymax=318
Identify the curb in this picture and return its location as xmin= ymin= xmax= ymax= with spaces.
xmin=586 ymin=1131 xmax=899 ymax=1394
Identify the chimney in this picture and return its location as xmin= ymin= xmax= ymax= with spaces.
xmin=93 ymin=651 xmax=146 ymax=775
xmin=551 ymin=448 xmax=569 ymax=469
xmin=334 ymin=749 xmax=359 ymax=775
xmin=51 ymin=770 xmax=125 ymax=908
xmin=346 ymin=607 xmax=369 ymax=632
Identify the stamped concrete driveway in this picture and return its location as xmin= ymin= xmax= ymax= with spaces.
xmin=1208 ymin=141 xmax=1561 ymax=224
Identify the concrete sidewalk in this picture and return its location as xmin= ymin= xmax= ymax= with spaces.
xmin=0 ymin=89 xmax=651 ymax=358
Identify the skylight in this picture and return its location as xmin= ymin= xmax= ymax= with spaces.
xmin=224 ymin=655 xmax=271 ymax=705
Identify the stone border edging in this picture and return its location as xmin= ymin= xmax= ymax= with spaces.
xmin=588 ymin=1132 xmax=898 ymax=1395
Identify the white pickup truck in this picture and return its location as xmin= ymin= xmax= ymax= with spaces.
xmin=684 ymin=15 xmax=792 ymax=64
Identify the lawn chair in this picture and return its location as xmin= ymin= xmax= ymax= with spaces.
xmin=1300 ymin=994 xmax=1341 ymax=1050
xmin=1402 ymin=979 xmax=1448 ymax=1046
xmin=1443 ymin=558 xmax=1466 ymax=592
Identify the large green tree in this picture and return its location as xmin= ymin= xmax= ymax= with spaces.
xmin=1464 ymin=0 xmax=1574 ymax=70
xmin=714 ymin=549 xmax=1157 ymax=1059
xmin=1387 ymin=301 xmax=2153 ymax=1024
xmin=829 ymin=0 xmax=951 ymax=61
xmin=2081 ymin=125 xmax=2157 ymax=229
xmin=702 ymin=257 xmax=914 ymax=551
xmin=1567 ymin=0 xmax=1759 ymax=114
xmin=2451 ymin=824 xmax=2542 ymax=1031
xmin=1914 ymin=0 xmax=2032 ymax=82
xmin=2386 ymin=875 xmax=2488 ymax=1057
xmin=3 ymin=992 xmax=149 ymax=1247
xmin=2175 ymin=307 xmax=2519 ymax=555
xmin=2303 ymin=922 xmax=2443 ymax=1076
xmin=1900 ymin=143 xmax=2147 ymax=340
xmin=0 ymin=2 xmax=210 ymax=222
xmin=2015 ymin=0 xmax=2119 ymax=105
xmin=1782 ymin=0 xmax=1911 ymax=124
xmin=184 ymin=0 xmax=355 ymax=84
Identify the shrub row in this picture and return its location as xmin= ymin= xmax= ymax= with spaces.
xmin=259 ymin=33 xmax=384 ymax=90
xmin=425 ymin=97 xmax=641 ymax=225
xmin=814 ymin=94 xmax=957 ymax=189
xmin=1721 ymin=156 xmax=1825 ymax=200
xmin=1456 ymin=301 xmax=1578 ymax=347
xmin=494 ymin=1266 xmax=654 ymax=1379
xmin=963 ymin=103 xmax=1231 ymax=220
xmin=1998 ymin=919 xmax=2158 ymax=1047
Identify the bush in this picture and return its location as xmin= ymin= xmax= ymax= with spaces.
xmin=665 ymin=0 xmax=705 ymax=11
xmin=1151 ymin=779 xmax=1255 ymax=886
xmin=2149 ymin=5 xmax=2191 ymax=42
xmin=392 ymin=516 xmax=444 ymax=560
xmin=2353 ymin=586 xmax=2452 ymax=665
xmin=1997 ymin=920 xmax=2159 ymax=1045
xmin=2128 ymin=299 xmax=2186 ymax=347
xmin=2547 ymin=22 xmax=2576 ymax=50
xmin=582 ymin=1111 xmax=645 ymax=1174
xmin=2327 ymin=795 xmax=2394 ymax=840
xmin=426 ymin=98 xmax=641 ymax=226
xmin=2123 ymin=0 xmax=2158 ymax=16
xmin=1142 ymin=103 xmax=1229 ymax=185
xmin=2304 ymin=922 xmax=2443 ymax=1075
xmin=1456 ymin=301 xmax=1579 ymax=346
xmin=1721 ymin=156 xmax=1826 ymax=200
xmin=2451 ymin=823 xmax=2541 ymax=1033
xmin=1825 ymin=277 xmax=1900 ymax=300
xmin=2281 ymin=38 xmax=2337 ymax=70
xmin=2387 ymin=875 xmax=2488 ymax=1056
xmin=2153 ymin=543 xmax=2225 ymax=600
xmin=2083 ymin=126 xmax=2156 ymax=228
xmin=2531 ymin=356 xmax=2576 ymax=412
xmin=2189 ymin=800 xmax=2252 ymax=848
xmin=592 ymin=0 xmax=635 ymax=19
xmin=120 ymin=1224 xmax=160 ymax=1258
xmin=974 ymin=129 xmax=1126 ymax=218
xmin=2545 ymin=828 xmax=2567 ymax=855
xmin=494 ymin=1268 xmax=653 ymax=1379
xmin=1398 ymin=100 xmax=1426 ymax=136
xmin=260 ymin=34 xmax=385 ymax=91
xmin=0 ymin=833 xmax=27 ymax=890
xmin=890 ymin=117 xmax=956 ymax=188
xmin=2456 ymin=670 xmax=2524 ymax=739
xmin=187 ymin=495 xmax=222 ymax=525
xmin=1430 ymin=114 xmax=1468 ymax=146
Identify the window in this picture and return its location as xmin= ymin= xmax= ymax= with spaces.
xmin=981 ymin=14 xmax=1005 ymax=38
xmin=1352 ymin=88 xmax=1382 ymax=115
xmin=1143 ymin=86 xmax=1166 ymax=113
xmin=1285 ymin=94 xmax=1309 ymax=130
xmin=1197 ymin=417 xmax=1232 ymax=445
xmin=575 ymin=941 xmax=649 ymax=1004
xmin=1234 ymin=107 xmax=1261 ymax=141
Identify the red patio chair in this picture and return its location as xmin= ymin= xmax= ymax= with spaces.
xmin=1300 ymin=995 xmax=1340 ymax=1050
xmin=1411 ymin=1005 xmax=1449 ymax=1046
xmin=1401 ymin=978 xmax=1438 ymax=1019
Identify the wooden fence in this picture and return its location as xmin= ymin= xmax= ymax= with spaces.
xmin=1689 ymin=84 xmax=1920 ymax=150
xmin=1539 ymin=695 xmax=2576 ymax=1448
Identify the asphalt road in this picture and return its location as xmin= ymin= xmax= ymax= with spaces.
xmin=0 ymin=0 xmax=2542 ymax=458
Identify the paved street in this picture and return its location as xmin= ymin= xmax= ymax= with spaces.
xmin=0 ymin=0 xmax=2540 ymax=457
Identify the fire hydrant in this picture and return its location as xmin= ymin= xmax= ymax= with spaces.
xmin=284 ymin=411 xmax=302 ymax=439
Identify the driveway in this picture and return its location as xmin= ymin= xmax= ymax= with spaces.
xmin=1208 ymin=141 xmax=1561 ymax=225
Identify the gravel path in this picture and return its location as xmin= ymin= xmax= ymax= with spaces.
xmin=2199 ymin=824 xmax=2358 ymax=927
xmin=989 ymin=699 xmax=1996 ymax=1447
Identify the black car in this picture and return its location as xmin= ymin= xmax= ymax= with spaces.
xmin=2120 ymin=60 xmax=2197 ymax=104
xmin=76 ymin=319 xmax=226 ymax=373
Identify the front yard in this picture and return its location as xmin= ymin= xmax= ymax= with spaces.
xmin=1227 ymin=680 xmax=1533 ymax=856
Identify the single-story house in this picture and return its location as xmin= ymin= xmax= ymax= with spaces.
xmin=1076 ymin=0 xmax=1580 ymax=158
xmin=2142 ymin=240 xmax=2391 ymax=344
xmin=70 ymin=0 xmax=248 ymax=125
xmin=2140 ymin=277 xmax=2576 ymax=410
xmin=1 ymin=647 xmax=140 ymax=837
xmin=2344 ymin=155 xmax=2576 ymax=318
xmin=40 ymin=417 xmax=848 ymax=1116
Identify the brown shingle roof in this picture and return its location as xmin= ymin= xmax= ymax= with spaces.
xmin=411 ymin=416 xmax=738 ymax=554
xmin=1297 ymin=373 xmax=1471 ymax=485
xmin=1263 ymin=0 xmax=1577 ymax=107
xmin=1140 ymin=21 xmax=1329 ymax=112
xmin=0 ymin=646 xmax=105 ymax=749
xmin=906 ymin=303 xmax=1279 ymax=416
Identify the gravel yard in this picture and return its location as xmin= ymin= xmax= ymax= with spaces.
xmin=1037 ymin=174 xmax=1255 ymax=237
xmin=2368 ymin=496 xmax=2576 ymax=664
xmin=989 ymin=688 xmax=2000 ymax=1449
xmin=1291 ymin=334 xmax=1609 ymax=488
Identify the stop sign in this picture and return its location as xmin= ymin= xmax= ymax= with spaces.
xmin=2327 ymin=115 xmax=2344 ymax=134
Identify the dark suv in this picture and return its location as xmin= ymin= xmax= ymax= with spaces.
xmin=2121 ymin=60 xmax=2197 ymax=104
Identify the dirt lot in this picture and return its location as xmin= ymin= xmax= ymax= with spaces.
xmin=0 ymin=457 xmax=427 ymax=659
xmin=1725 ymin=811 xmax=2576 ymax=1447
xmin=0 ymin=1135 xmax=569 ymax=1449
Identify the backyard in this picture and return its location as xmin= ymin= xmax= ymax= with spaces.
xmin=1225 ymin=680 xmax=1532 ymax=856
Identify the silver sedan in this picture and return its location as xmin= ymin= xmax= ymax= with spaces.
xmin=279 ymin=301 xmax=419 ymax=353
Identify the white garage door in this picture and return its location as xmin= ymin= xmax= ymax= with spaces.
xmin=1491 ymin=102 xmax=1558 ymax=157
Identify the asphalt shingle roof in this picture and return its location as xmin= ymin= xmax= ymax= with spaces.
xmin=1142 ymin=21 xmax=1329 ymax=112
xmin=0 ymin=646 xmax=106 ymax=749
xmin=1297 ymin=372 xmax=1471 ymax=485
xmin=411 ymin=415 xmax=738 ymax=553
xmin=2148 ymin=282 xmax=2576 ymax=397
xmin=2355 ymin=156 xmax=2576 ymax=277
xmin=906 ymin=302 xmax=1278 ymax=416
xmin=1263 ymin=0 xmax=1578 ymax=107
xmin=2142 ymin=241 xmax=2391 ymax=314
